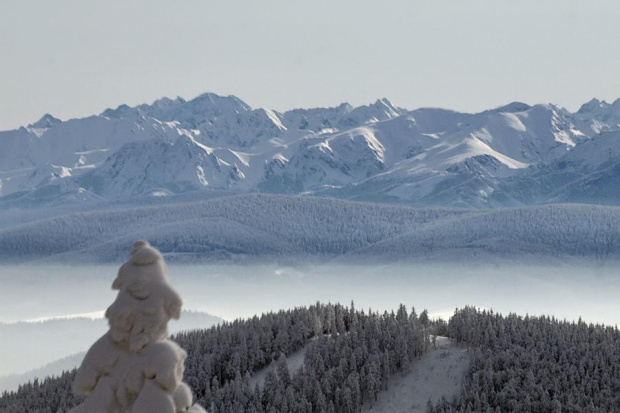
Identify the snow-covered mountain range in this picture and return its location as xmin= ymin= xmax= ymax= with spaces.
xmin=3 ymin=93 xmax=620 ymax=208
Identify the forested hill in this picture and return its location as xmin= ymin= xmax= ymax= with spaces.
xmin=2 ymin=303 xmax=620 ymax=413
xmin=431 ymin=308 xmax=620 ymax=413
xmin=0 ymin=302 xmax=435 ymax=413
xmin=2 ymin=194 xmax=620 ymax=264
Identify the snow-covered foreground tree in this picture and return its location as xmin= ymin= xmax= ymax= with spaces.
xmin=69 ymin=240 xmax=205 ymax=413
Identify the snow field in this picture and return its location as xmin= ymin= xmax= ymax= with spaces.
xmin=364 ymin=336 xmax=469 ymax=413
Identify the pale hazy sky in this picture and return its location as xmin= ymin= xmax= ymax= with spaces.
xmin=1 ymin=0 xmax=620 ymax=130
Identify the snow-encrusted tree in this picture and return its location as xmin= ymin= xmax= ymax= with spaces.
xmin=69 ymin=240 xmax=206 ymax=413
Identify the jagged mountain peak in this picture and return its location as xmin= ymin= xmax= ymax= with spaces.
xmin=335 ymin=102 xmax=354 ymax=112
xmin=336 ymin=98 xmax=404 ymax=127
xmin=101 ymin=104 xmax=135 ymax=119
xmin=78 ymin=134 xmax=242 ymax=198
xmin=148 ymin=95 xmax=186 ymax=110
xmin=28 ymin=114 xmax=62 ymax=129
xmin=188 ymin=92 xmax=251 ymax=111
xmin=370 ymin=98 xmax=402 ymax=116
xmin=492 ymin=102 xmax=532 ymax=113
xmin=371 ymin=97 xmax=395 ymax=108
xmin=101 ymin=92 xmax=251 ymax=121
xmin=577 ymin=98 xmax=610 ymax=114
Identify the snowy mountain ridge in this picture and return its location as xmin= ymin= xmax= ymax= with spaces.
xmin=3 ymin=92 xmax=620 ymax=208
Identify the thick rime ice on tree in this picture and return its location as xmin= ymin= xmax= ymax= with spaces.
xmin=69 ymin=240 xmax=205 ymax=413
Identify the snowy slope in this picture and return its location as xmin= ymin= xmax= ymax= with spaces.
xmin=0 ymin=113 xmax=193 ymax=198
xmin=260 ymin=102 xmax=589 ymax=206
xmin=364 ymin=337 xmax=469 ymax=413
xmin=79 ymin=135 xmax=245 ymax=198
xmin=3 ymin=92 xmax=620 ymax=207
xmin=248 ymin=335 xmax=470 ymax=413
xmin=573 ymin=98 xmax=620 ymax=135
xmin=495 ymin=130 xmax=620 ymax=205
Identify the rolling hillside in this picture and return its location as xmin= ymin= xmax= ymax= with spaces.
xmin=1 ymin=194 xmax=618 ymax=263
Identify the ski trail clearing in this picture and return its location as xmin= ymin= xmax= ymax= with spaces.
xmin=249 ymin=345 xmax=308 ymax=389
xmin=364 ymin=336 xmax=470 ymax=413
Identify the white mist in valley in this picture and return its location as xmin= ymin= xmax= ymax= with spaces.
xmin=171 ymin=263 xmax=620 ymax=327
xmin=1 ymin=262 xmax=619 ymax=382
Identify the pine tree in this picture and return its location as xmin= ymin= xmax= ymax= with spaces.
xmin=68 ymin=241 xmax=205 ymax=413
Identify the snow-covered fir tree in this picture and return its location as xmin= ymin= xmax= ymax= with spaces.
xmin=69 ymin=240 xmax=205 ymax=413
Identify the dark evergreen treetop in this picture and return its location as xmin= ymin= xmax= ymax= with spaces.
xmin=431 ymin=306 xmax=620 ymax=413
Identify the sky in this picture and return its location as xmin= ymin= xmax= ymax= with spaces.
xmin=1 ymin=0 xmax=620 ymax=130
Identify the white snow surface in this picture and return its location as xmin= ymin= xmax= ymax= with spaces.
xmin=249 ymin=335 xmax=469 ymax=412
xmin=364 ymin=336 xmax=469 ymax=413
xmin=249 ymin=339 xmax=313 ymax=389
